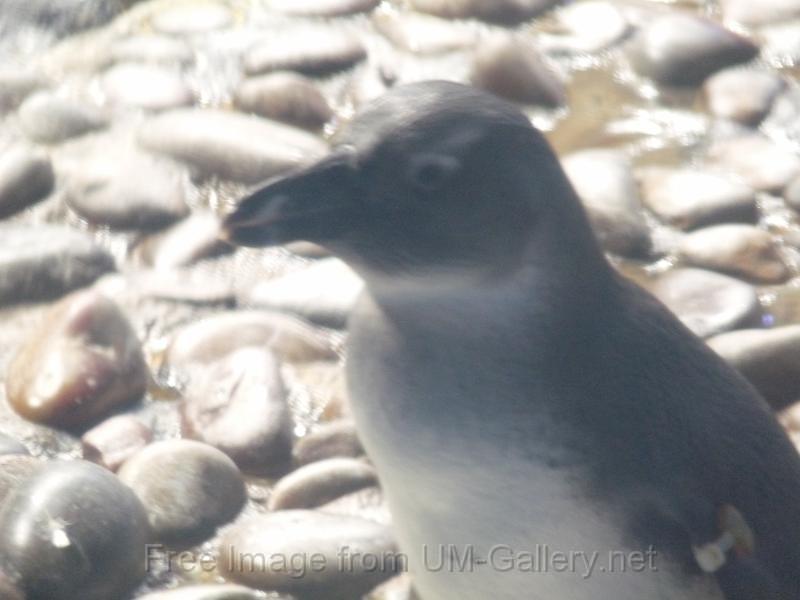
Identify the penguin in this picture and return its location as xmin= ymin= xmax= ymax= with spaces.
xmin=222 ymin=80 xmax=800 ymax=600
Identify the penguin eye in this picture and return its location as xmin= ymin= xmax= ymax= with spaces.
xmin=407 ymin=154 xmax=461 ymax=192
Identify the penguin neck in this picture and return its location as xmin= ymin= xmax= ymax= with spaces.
xmin=357 ymin=206 xmax=616 ymax=337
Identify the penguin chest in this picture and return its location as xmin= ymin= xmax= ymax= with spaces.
xmin=355 ymin=411 xmax=722 ymax=600
xmin=345 ymin=318 xmax=723 ymax=600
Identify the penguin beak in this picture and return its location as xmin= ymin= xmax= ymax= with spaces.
xmin=221 ymin=150 xmax=359 ymax=247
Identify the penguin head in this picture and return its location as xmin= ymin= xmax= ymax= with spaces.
xmin=223 ymin=81 xmax=585 ymax=284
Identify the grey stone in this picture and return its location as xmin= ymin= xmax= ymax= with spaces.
xmin=269 ymin=457 xmax=378 ymax=510
xmin=151 ymin=2 xmax=232 ymax=35
xmin=0 ymin=225 xmax=115 ymax=305
xmin=539 ymin=2 xmax=630 ymax=54
xmin=704 ymin=69 xmax=785 ymax=125
xmin=219 ymin=510 xmax=398 ymax=598
xmin=708 ymin=135 xmax=800 ymax=192
xmin=242 ymin=258 xmax=364 ymax=328
xmin=244 ymin=29 xmax=367 ymax=77
xmin=0 ymin=69 xmax=48 ymax=112
xmin=101 ymin=63 xmax=193 ymax=110
xmin=782 ymin=174 xmax=800 ymax=212
xmin=137 ymin=586 xmax=263 ymax=600
xmin=470 ymin=36 xmax=566 ymax=107
xmin=234 ymin=72 xmax=333 ymax=130
xmin=628 ymin=14 xmax=759 ymax=86
xmin=648 ymin=268 xmax=761 ymax=338
xmin=138 ymin=108 xmax=327 ymax=183
xmin=118 ymin=440 xmax=247 ymax=543
xmin=110 ymin=34 xmax=194 ymax=65
xmin=134 ymin=212 xmax=231 ymax=269
xmin=0 ymin=455 xmax=44 ymax=507
xmin=65 ymin=146 xmax=189 ymax=230
xmin=271 ymin=0 xmax=379 ymax=17
xmin=81 ymin=415 xmax=152 ymax=472
xmin=18 ymin=92 xmax=107 ymax=144
xmin=0 ymin=146 xmax=54 ymax=219
xmin=708 ymin=325 xmax=800 ymax=410
xmin=409 ymin=0 xmax=561 ymax=25
xmin=720 ymin=0 xmax=800 ymax=27
xmin=562 ymin=149 xmax=651 ymax=257
xmin=167 ymin=310 xmax=336 ymax=366
xmin=181 ymin=348 xmax=294 ymax=474
xmin=294 ymin=420 xmax=364 ymax=466
xmin=0 ymin=460 xmax=149 ymax=600
xmin=374 ymin=10 xmax=478 ymax=54
xmin=0 ymin=432 xmax=28 ymax=456
xmin=678 ymin=224 xmax=788 ymax=283
xmin=639 ymin=168 xmax=756 ymax=230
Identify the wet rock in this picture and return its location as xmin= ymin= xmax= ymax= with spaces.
xmin=761 ymin=22 xmax=800 ymax=64
xmin=639 ymin=168 xmax=756 ymax=230
xmin=344 ymin=63 xmax=397 ymax=108
xmin=1 ymin=0 xmax=130 ymax=37
xmin=134 ymin=212 xmax=231 ymax=269
xmin=408 ymin=0 xmax=560 ymax=25
xmin=119 ymin=440 xmax=246 ymax=542
xmin=94 ymin=268 xmax=235 ymax=306
xmin=293 ymin=361 xmax=351 ymax=421
xmin=319 ymin=485 xmax=392 ymax=524
xmin=0 ymin=455 xmax=43 ymax=506
xmin=0 ymin=432 xmax=28 ymax=456
xmin=102 ymin=63 xmax=193 ymax=110
xmin=243 ymin=258 xmax=364 ymax=328
xmin=759 ymin=286 xmax=800 ymax=328
xmin=181 ymin=348 xmax=294 ymax=474
xmin=539 ymin=2 xmax=630 ymax=54
xmin=271 ymin=0 xmax=379 ymax=17
xmin=708 ymin=325 xmax=800 ymax=410
xmin=704 ymin=69 xmax=784 ymax=126
xmin=628 ymin=14 xmax=759 ymax=86
xmin=167 ymin=310 xmax=336 ymax=366
xmin=782 ymin=174 xmax=800 ymax=212
xmin=18 ymin=92 xmax=107 ymax=144
xmin=678 ymin=225 xmax=788 ymax=283
xmin=0 ymin=69 xmax=48 ymax=111
xmin=294 ymin=420 xmax=364 ymax=466
xmin=243 ymin=29 xmax=367 ymax=77
xmin=234 ymin=72 xmax=333 ymax=130
xmin=219 ymin=510 xmax=398 ymax=598
xmin=0 ymin=460 xmax=149 ymax=600
xmin=138 ymin=108 xmax=327 ymax=184
xmin=0 ymin=224 xmax=115 ymax=305
xmin=65 ymin=146 xmax=188 ymax=230
xmin=470 ymin=36 xmax=566 ymax=108
xmin=5 ymin=289 xmax=148 ymax=429
xmin=286 ymin=240 xmax=332 ymax=258
xmin=720 ymin=0 xmax=800 ymax=27
xmin=562 ymin=149 xmax=651 ymax=257
xmin=0 ymin=146 xmax=54 ymax=218
xmin=648 ymin=268 xmax=761 ymax=338
xmin=81 ymin=415 xmax=152 ymax=472
xmin=110 ymin=34 xmax=194 ymax=65
xmin=151 ymin=2 xmax=232 ymax=35
xmin=138 ymin=585 xmax=264 ymax=600
xmin=269 ymin=458 xmax=377 ymax=510
xmin=374 ymin=10 xmax=479 ymax=54
xmin=708 ymin=135 xmax=800 ymax=192
xmin=369 ymin=574 xmax=418 ymax=600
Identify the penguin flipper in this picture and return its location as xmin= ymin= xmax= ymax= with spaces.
xmin=715 ymin=557 xmax=788 ymax=600
xmin=686 ymin=504 xmax=789 ymax=600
